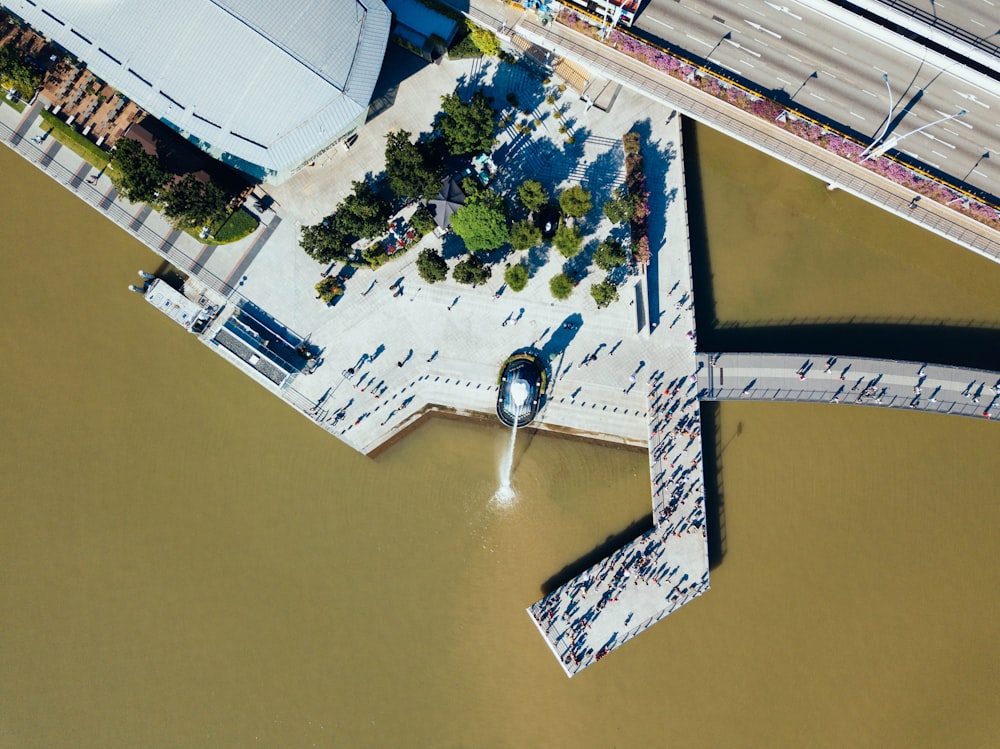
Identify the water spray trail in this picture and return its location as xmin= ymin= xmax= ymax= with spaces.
xmin=494 ymin=403 xmax=519 ymax=505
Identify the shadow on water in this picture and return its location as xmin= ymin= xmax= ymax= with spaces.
xmin=541 ymin=514 xmax=655 ymax=595
xmin=682 ymin=121 xmax=1000 ymax=371
xmin=706 ymin=322 xmax=1000 ymax=372
xmin=700 ymin=402 xmax=728 ymax=570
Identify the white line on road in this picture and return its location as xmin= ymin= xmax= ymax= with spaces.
xmin=809 ymin=92 xmax=826 ymax=101
xmin=791 ymin=27 xmax=807 ymax=36
xmin=743 ymin=20 xmax=782 ymax=38
xmin=725 ymin=39 xmax=762 ymax=57
xmin=849 ymin=111 xmax=866 ymax=120
xmin=832 ymin=47 xmax=847 ymax=55
xmin=714 ymin=61 xmax=744 ymax=76
xmin=764 ymin=2 xmax=802 ymax=20
xmin=776 ymin=76 xmax=793 ymax=85
xmin=787 ymin=53 xmax=802 ymax=62
xmin=740 ymin=59 xmax=756 ymax=68
xmin=646 ymin=17 xmax=675 ymax=31
xmin=861 ymin=89 xmax=877 ymax=97
xmin=821 ymin=69 xmax=838 ymax=79
xmin=685 ymin=34 xmax=713 ymax=48
xmin=970 ymin=18 xmax=985 ymax=27
xmin=737 ymin=2 xmax=766 ymax=18
xmin=932 ymin=150 xmax=950 ymax=160
xmin=943 ymin=128 xmax=961 ymax=137
xmin=752 ymin=37 xmax=770 ymax=47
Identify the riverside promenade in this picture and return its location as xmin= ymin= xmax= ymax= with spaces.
xmin=698 ymin=352 xmax=1000 ymax=419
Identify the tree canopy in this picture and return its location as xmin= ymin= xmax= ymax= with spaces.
xmin=439 ymin=90 xmax=497 ymax=156
xmin=0 ymin=46 xmax=42 ymax=97
xmin=449 ymin=189 xmax=509 ymax=252
xmin=111 ymin=138 xmax=170 ymax=204
xmin=558 ymin=185 xmax=592 ymax=218
xmin=299 ymin=181 xmax=392 ymax=264
xmin=549 ymin=272 xmax=575 ymax=300
xmin=517 ymin=179 xmax=548 ymax=213
xmin=509 ymin=219 xmax=541 ymax=251
xmin=162 ymin=174 xmax=227 ymax=228
xmin=384 ymin=130 xmax=443 ymax=201
xmin=603 ymin=186 xmax=637 ymax=224
xmin=504 ymin=263 xmax=529 ymax=292
xmin=590 ymin=278 xmax=619 ymax=308
xmin=553 ymin=222 xmax=582 ymax=258
xmin=416 ymin=248 xmax=449 ymax=283
xmin=452 ymin=253 xmax=492 ymax=286
xmin=593 ymin=238 xmax=628 ymax=271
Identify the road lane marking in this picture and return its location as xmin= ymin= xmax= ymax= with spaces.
xmin=970 ymin=18 xmax=985 ymax=27
xmin=776 ymin=76 xmax=793 ymax=85
xmin=725 ymin=39 xmax=762 ymax=57
xmin=740 ymin=59 xmax=757 ymax=68
xmin=787 ymin=53 xmax=802 ymax=62
xmin=850 ymin=111 xmax=866 ymax=120
xmin=646 ymin=17 xmax=675 ymax=30
xmin=809 ymin=92 xmax=826 ymax=101
xmin=861 ymin=89 xmax=878 ymax=97
xmin=685 ymin=34 xmax=713 ymax=48
xmin=743 ymin=19 xmax=782 ymax=38
xmin=832 ymin=47 xmax=847 ymax=55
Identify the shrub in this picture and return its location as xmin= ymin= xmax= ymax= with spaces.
xmin=623 ymin=131 xmax=641 ymax=154
xmin=504 ymin=263 xmax=529 ymax=292
xmin=315 ymin=276 xmax=344 ymax=303
xmin=211 ymin=208 xmax=258 ymax=244
xmin=550 ymin=272 xmax=575 ymax=300
xmin=470 ymin=26 xmax=501 ymax=56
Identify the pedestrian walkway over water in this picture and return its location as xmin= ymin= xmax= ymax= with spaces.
xmin=697 ymin=352 xmax=1000 ymax=420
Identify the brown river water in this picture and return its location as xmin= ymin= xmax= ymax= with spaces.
xmin=2 ymin=126 xmax=998 ymax=748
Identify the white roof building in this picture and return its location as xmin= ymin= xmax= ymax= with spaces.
xmin=8 ymin=0 xmax=391 ymax=183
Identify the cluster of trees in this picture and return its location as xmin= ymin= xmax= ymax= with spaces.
xmin=0 ymin=44 xmax=42 ymax=98
xmin=416 ymin=247 xmax=492 ymax=286
xmin=111 ymin=139 xmax=227 ymax=229
xmin=300 ymin=180 xmax=392 ymax=264
xmin=301 ymin=88 xmax=500 ymax=265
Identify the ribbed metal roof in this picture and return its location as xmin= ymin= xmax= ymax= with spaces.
xmin=8 ymin=0 xmax=390 ymax=180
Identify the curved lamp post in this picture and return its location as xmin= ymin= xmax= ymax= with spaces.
xmin=864 ymin=108 xmax=967 ymax=161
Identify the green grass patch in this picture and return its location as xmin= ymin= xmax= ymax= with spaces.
xmin=1 ymin=95 xmax=25 ymax=113
xmin=38 ymin=110 xmax=110 ymax=169
xmin=208 ymin=208 xmax=258 ymax=244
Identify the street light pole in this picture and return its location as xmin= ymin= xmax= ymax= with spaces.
xmin=864 ymin=108 xmax=967 ymax=161
xmin=859 ymin=73 xmax=893 ymax=159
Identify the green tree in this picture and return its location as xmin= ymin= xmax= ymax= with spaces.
xmin=470 ymin=25 xmax=501 ymax=56
xmin=593 ymin=238 xmax=627 ymax=271
xmin=336 ymin=180 xmax=392 ymax=241
xmin=504 ymin=263 xmax=529 ymax=292
xmin=439 ymin=90 xmax=497 ymax=156
xmin=603 ymin=186 xmax=637 ymax=224
xmin=553 ymin=222 xmax=582 ymax=258
xmin=517 ymin=179 xmax=548 ymax=213
xmin=111 ymin=138 xmax=170 ymax=203
xmin=384 ymin=130 xmax=442 ymax=201
xmin=0 ymin=46 xmax=42 ymax=98
xmin=549 ymin=272 xmax=575 ymax=300
xmin=590 ymin=278 xmax=619 ymax=308
xmin=315 ymin=276 xmax=345 ymax=304
xmin=452 ymin=253 xmax=492 ymax=286
xmin=558 ymin=185 xmax=592 ymax=218
xmin=299 ymin=220 xmax=349 ymax=264
xmin=509 ymin=219 xmax=542 ymax=251
xmin=449 ymin=189 xmax=509 ymax=252
xmin=410 ymin=206 xmax=438 ymax=237
xmin=416 ymin=248 xmax=449 ymax=283
xmin=162 ymin=174 xmax=226 ymax=228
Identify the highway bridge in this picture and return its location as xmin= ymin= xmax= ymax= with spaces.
xmin=631 ymin=0 xmax=1000 ymax=199
xmin=697 ymin=351 xmax=1000 ymax=418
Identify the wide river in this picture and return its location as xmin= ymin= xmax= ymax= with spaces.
xmin=2 ymin=124 xmax=998 ymax=748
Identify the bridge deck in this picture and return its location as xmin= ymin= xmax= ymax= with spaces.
xmin=698 ymin=352 xmax=1000 ymax=419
